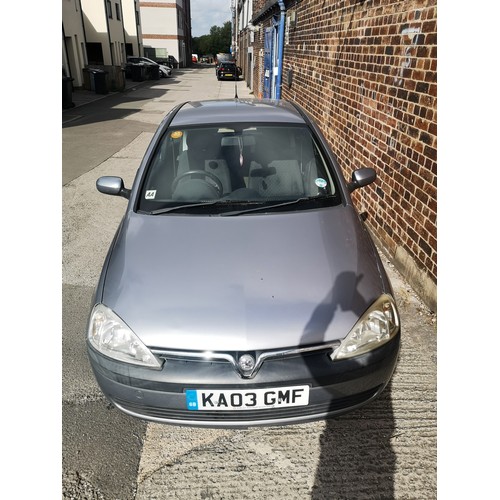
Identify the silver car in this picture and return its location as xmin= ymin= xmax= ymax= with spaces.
xmin=87 ymin=99 xmax=400 ymax=428
xmin=126 ymin=56 xmax=172 ymax=78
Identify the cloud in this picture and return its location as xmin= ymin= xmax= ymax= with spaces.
xmin=190 ymin=0 xmax=232 ymax=37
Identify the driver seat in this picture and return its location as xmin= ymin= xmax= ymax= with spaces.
xmin=177 ymin=130 xmax=232 ymax=195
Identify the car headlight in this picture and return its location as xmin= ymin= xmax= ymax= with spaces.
xmin=87 ymin=304 xmax=163 ymax=369
xmin=331 ymin=294 xmax=400 ymax=361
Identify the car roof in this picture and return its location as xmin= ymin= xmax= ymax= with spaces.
xmin=127 ymin=56 xmax=157 ymax=62
xmin=169 ymin=99 xmax=307 ymax=127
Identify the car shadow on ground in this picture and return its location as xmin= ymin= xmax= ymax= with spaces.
xmin=300 ymin=272 xmax=396 ymax=498
xmin=311 ymin=388 xmax=395 ymax=498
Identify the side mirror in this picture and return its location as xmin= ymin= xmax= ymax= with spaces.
xmin=347 ymin=168 xmax=377 ymax=193
xmin=96 ymin=176 xmax=131 ymax=199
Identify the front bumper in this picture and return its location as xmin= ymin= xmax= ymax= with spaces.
xmin=87 ymin=334 xmax=400 ymax=428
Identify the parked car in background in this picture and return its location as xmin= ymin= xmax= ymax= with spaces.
xmin=215 ymin=53 xmax=234 ymax=74
xmin=216 ymin=62 xmax=242 ymax=81
xmin=88 ymin=98 xmax=401 ymax=428
xmin=125 ymin=56 xmax=172 ymax=78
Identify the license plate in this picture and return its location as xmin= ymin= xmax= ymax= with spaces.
xmin=186 ymin=385 xmax=309 ymax=411
xmin=225 ymin=73 xmax=234 ymax=77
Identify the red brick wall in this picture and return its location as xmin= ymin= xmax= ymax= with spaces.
xmin=249 ymin=0 xmax=437 ymax=310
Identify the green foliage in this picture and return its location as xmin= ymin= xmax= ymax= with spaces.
xmin=192 ymin=21 xmax=232 ymax=57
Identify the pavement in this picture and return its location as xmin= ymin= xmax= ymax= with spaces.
xmin=64 ymin=64 xmax=247 ymax=110
xmin=65 ymin=75 xmax=155 ymax=109
xmin=62 ymin=66 xmax=437 ymax=499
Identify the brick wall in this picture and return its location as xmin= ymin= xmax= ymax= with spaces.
xmin=249 ymin=0 xmax=437 ymax=310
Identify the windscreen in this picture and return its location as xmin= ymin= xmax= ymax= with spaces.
xmin=137 ymin=124 xmax=341 ymax=215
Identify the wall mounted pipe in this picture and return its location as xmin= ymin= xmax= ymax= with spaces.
xmin=276 ymin=0 xmax=286 ymax=99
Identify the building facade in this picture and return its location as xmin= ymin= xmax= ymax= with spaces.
xmin=232 ymin=0 xmax=254 ymax=90
xmin=63 ymin=0 xmax=143 ymax=88
xmin=62 ymin=0 xmax=88 ymax=87
xmin=235 ymin=0 xmax=437 ymax=311
xmin=63 ymin=0 xmax=193 ymax=87
xmin=139 ymin=0 xmax=192 ymax=67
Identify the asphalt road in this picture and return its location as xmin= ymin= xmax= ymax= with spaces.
xmin=62 ymin=67 xmax=437 ymax=499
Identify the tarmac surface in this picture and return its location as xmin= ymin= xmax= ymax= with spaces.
xmin=67 ymin=77 xmax=146 ymax=109
xmin=62 ymin=66 xmax=437 ymax=499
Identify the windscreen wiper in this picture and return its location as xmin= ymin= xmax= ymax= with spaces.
xmin=220 ymin=197 xmax=317 ymax=217
xmin=149 ymin=196 xmax=333 ymax=216
xmin=149 ymin=200 xmax=222 ymax=215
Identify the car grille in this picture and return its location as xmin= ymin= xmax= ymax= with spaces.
xmin=152 ymin=342 xmax=340 ymax=379
xmin=112 ymin=386 xmax=382 ymax=424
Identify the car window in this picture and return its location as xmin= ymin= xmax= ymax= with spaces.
xmin=137 ymin=124 xmax=341 ymax=214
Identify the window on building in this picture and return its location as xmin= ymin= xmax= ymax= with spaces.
xmin=106 ymin=0 xmax=112 ymax=18
xmin=115 ymin=3 xmax=121 ymax=20
xmin=86 ymin=42 xmax=104 ymax=65
xmin=177 ymin=8 xmax=183 ymax=29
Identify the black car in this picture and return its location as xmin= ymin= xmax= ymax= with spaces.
xmin=217 ymin=62 xmax=242 ymax=81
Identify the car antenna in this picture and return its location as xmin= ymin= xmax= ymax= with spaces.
xmin=234 ymin=73 xmax=238 ymax=99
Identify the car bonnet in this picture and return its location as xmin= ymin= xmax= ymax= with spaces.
xmin=100 ymin=206 xmax=387 ymax=351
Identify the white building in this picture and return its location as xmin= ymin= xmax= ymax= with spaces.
xmin=62 ymin=0 xmax=143 ymax=88
xmin=62 ymin=0 xmax=88 ymax=87
xmin=139 ymin=0 xmax=192 ymax=68
xmin=63 ymin=0 xmax=193 ymax=88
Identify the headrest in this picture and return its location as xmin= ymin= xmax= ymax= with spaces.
xmin=221 ymin=135 xmax=256 ymax=147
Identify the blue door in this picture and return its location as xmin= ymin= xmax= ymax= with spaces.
xmin=263 ymin=27 xmax=273 ymax=98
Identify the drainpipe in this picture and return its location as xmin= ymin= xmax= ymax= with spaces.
xmin=276 ymin=0 xmax=286 ymax=99
xmin=120 ymin=0 xmax=127 ymax=63
xmin=104 ymin=0 xmax=115 ymax=65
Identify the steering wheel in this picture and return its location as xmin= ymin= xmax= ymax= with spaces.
xmin=171 ymin=170 xmax=223 ymax=197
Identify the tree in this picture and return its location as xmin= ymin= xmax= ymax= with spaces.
xmin=192 ymin=21 xmax=232 ymax=58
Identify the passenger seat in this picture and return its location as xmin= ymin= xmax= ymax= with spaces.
xmin=248 ymin=159 xmax=304 ymax=198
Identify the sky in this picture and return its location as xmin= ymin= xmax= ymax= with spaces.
xmin=190 ymin=0 xmax=232 ymax=37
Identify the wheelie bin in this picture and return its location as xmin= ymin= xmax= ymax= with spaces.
xmin=91 ymin=69 xmax=108 ymax=94
xmin=131 ymin=63 xmax=146 ymax=82
xmin=62 ymin=76 xmax=74 ymax=109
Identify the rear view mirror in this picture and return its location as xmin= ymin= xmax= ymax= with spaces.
xmin=96 ymin=176 xmax=131 ymax=199
xmin=347 ymin=168 xmax=377 ymax=192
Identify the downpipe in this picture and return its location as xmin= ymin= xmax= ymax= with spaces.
xmin=276 ymin=0 xmax=286 ymax=100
